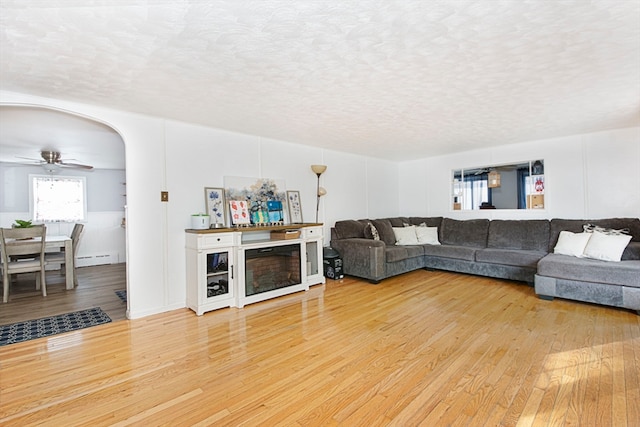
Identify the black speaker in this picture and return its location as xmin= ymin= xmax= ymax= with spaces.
xmin=323 ymin=255 xmax=343 ymax=280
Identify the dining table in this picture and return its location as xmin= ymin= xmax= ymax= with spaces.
xmin=45 ymin=235 xmax=74 ymax=290
xmin=4 ymin=235 xmax=74 ymax=290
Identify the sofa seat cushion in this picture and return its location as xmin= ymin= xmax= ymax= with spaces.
xmin=385 ymin=245 xmax=424 ymax=263
xmin=423 ymin=244 xmax=477 ymax=261
xmin=537 ymin=254 xmax=640 ymax=287
xmin=476 ymin=249 xmax=547 ymax=268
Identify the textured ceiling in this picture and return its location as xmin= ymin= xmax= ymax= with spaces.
xmin=1 ymin=0 xmax=639 ymax=163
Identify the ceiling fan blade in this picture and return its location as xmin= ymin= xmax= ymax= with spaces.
xmin=15 ymin=156 xmax=43 ymax=162
xmin=59 ymin=161 xmax=94 ymax=170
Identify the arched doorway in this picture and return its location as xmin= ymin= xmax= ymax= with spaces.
xmin=0 ymin=105 xmax=128 ymax=323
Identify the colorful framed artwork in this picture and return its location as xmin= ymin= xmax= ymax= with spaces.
xmin=224 ymin=176 xmax=287 ymax=225
xmin=204 ymin=187 xmax=227 ymax=227
xmin=287 ymin=190 xmax=303 ymax=223
xmin=267 ymin=200 xmax=284 ymax=223
xmin=229 ymin=200 xmax=250 ymax=225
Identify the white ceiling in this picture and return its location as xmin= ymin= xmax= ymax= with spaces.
xmin=1 ymin=0 xmax=639 ymax=166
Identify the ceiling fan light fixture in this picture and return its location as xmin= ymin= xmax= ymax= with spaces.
xmin=41 ymin=150 xmax=61 ymax=163
xmin=38 ymin=150 xmax=94 ymax=170
xmin=42 ymin=162 xmax=61 ymax=173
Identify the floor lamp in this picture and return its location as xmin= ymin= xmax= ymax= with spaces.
xmin=311 ymin=165 xmax=327 ymax=223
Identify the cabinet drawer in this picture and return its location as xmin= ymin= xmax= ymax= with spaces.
xmin=200 ymin=233 xmax=235 ymax=248
xmin=302 ymin=226 xmax=322 ymax=239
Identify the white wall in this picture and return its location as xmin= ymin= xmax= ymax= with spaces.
xmin=162 ymin=121 xmax=400 ymax=306
xmin=400 ymin=127 xmax=640 ymax=220
xmin=2 ymin=90 xmax=637 ymax=320
xmin=0 ymin=91 xmax=392 ymax=318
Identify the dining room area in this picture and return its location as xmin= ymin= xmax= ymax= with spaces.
xmin=1 ymin=223 xmax=77 ymax=302
xmin=0 ymin=220 xmax=127 ymax=344
xmin=0 ymin=106 xmax=128 ymax=342
xmin=0 ymin=216 xmax=127 ymax=319
xmin=0 ymin=196 xmax=127 ymax=343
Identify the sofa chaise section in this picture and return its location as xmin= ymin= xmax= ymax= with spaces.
xmin=534 ymin=218 xmax=640 ymax=313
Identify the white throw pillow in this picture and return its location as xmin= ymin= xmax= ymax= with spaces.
xmin=582 ymin=230 xmax=632 ymax=262
xmin=393 ymin=226 xmax=418 ymax=245
xmin=416 ymin=226 xmax=440 ymax=245
xmin=554 ymin=231 xmax=592 ymax=257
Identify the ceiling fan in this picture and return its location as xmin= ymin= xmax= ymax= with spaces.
xmin=472 ymin=165 xmax=520 ymax=175
xmin=17 ymin=150 xmax=94 ymax=172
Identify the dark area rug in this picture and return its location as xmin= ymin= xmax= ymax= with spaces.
xmin=0 ymin=307 xmax=112 ymax=346
xmin=115 ymin=289 xmax=127 ymax=303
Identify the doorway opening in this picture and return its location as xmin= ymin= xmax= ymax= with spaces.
xmin=0 ymin=105 xmax=128 ymax=324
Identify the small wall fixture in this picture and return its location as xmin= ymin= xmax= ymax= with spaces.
xmin=311 ymin=165 xmax=327 ymax=223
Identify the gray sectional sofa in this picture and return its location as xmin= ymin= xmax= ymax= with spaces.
xmin=330 ymin=217 xmax=640 ymax=313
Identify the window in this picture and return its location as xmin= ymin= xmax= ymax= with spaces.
xmin=452 ymin=160 xmax=544 ymax=210
xmin=461 ymin=174 xmax=490 ymax=210
xmin=453 ymin=172 xmax=490 ymax=210
xmin=30 ymin=175 xmax=87 ymax=222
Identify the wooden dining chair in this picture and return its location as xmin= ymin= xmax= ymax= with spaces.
xmin=45 ymin=223 xmax=84 ymax=286
xmin=0 ymin=225 xmax=47 ymax=303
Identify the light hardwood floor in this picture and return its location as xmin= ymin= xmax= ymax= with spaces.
xmin=0 ymin=263 xmax=127 ymax=325
xmin=1 ymin=268 xmax=638 ymax=426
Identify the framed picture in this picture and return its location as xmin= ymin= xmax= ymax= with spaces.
xmin=204 ymin=187 xmax=227 ymax=227
xmin=267 ymin=200 xmax=284 ymax=223
xmin=287 ymin=190 xmax=303 ymax=223
xmin=224 ymin=176 xmax=287 ymax=224
xmin=229 ymin=200 xmax=251 ymax=225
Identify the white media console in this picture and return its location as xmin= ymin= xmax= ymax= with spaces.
xmin=185 ymin=224 xmax=325 ymax=316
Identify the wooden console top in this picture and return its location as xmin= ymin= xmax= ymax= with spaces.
xmin=185 ymin=223 xmax=323 ymax=234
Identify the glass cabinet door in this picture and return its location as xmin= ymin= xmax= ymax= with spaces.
xmin=306 ymin=240 xmax=319 ymax=277
xmin=206 ymin=251 xmax=231 ymax=299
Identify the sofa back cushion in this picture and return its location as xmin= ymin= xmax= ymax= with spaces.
xmin=440 ymin=218 xmax=489 ymax=248
xmin=488 ymin=220 xmax=550 ymax=252
xmin=371 ymin=219 xmax=396 ymax=245
xmin=333 ymin=220 xmax=367 ymax=239
xmin=549 ymin=218 xmax=640 ymax=250
xmin=409 ymin=217 xmax=443 ymax=228
xmin=623 ymin=242 xmax=640 ymax=260
xmin=387 ymin=217 xmax=410 ymax=227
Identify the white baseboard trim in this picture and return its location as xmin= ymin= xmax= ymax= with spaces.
xmin=76 ymin=252 xmax=119 ymax=267
xmin=127 ymin=302 xmax=187 ymax=320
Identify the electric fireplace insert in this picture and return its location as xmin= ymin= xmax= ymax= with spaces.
xmin=244 ymin=243 xmax=301 ymax=296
